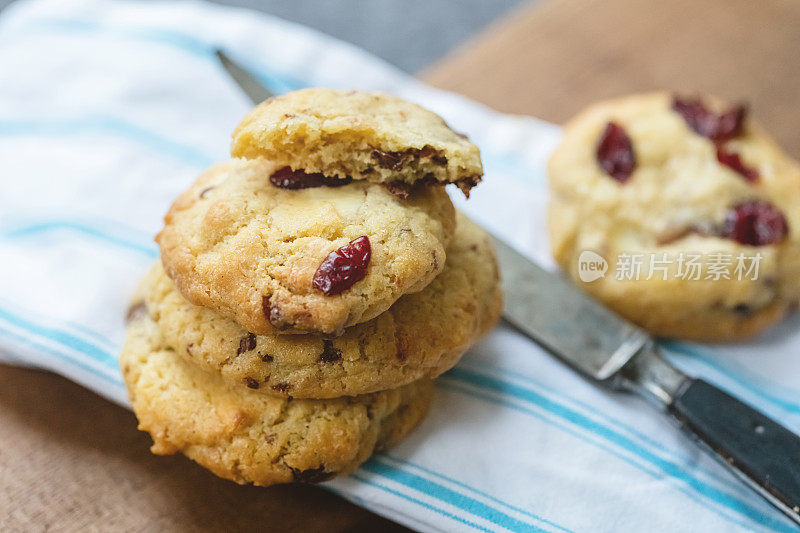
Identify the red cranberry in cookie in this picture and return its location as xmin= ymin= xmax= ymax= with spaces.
xmin=596 ymin=122 xmax=636 ymax=183
xmin=313 ymin=236 xmax=372 ymax=295
xmin=270 ymin=166 xmax=352 ymax=189
xmin=672 ymin=97 xmax=747 ymax=142
xmin=716 ymin=146 xmax=759 ymax=182
xmin=723 ymin=200 xmax=788 ymax=246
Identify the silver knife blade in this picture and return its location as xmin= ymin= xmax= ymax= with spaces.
xmin=216 ymin=49 xmax=275 ymax=103
xmin=492 ymin=236 xmax=650 ymax=381
xmin=215 ymin=47 xmax=651 ymax=382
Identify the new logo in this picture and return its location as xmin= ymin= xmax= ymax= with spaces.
xmin=578 ymin=250 xmax=608 ymax=282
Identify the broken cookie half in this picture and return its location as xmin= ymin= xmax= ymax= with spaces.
xmin=230 ymin=88 xmax=483 ymax=196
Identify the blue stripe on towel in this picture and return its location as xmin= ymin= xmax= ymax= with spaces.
xmin=3 ymin=219 xmax=158 ymax=258
xmin=437 ymin=380 xmax=771 ymax=532
xmin=364 ymin=459 xmax=548 ymax=532
xmin=350 ymin=473 xmax=494 ymax=532
xmin=8 ymin=17 xmax=304 ymax=95
xmin=0 ymin=305 xmax=119 ymax=373
xmin=0 ymin=116 xmax=214 ymax=168
xmin=440 ymin=371 xmax=792 ymax=533
xmin=456 ymin=360 xmax=735 ymax=490
xmin=0 ymin=313 xmax=122 ymax=387
xmin=375 ymin=456 xmax=570 ymax=532
xmin=0 ymin=296 xmax=120 ymax=358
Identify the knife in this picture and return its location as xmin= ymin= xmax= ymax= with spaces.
xmin=215 ymin=49 xmax=800 ymax=525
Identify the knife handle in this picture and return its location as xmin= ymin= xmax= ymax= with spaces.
xmin=670 ymin=378 xmax=800 ymax=523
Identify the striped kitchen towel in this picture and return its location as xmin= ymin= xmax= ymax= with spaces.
xmin=0 ymin=0 xmax=797 ymax=531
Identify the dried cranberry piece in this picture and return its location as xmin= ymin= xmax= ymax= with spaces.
xmin=319 ymin=174 xmax=353 ymax=187
xmin=723 ymin=200 xmax=788 ymax=246
xmin=312 ymin=236 xmax=371 ymax=295
xmin=270 ymin=166 xmax=318 ymax=189
xmin=716 ymin=146 xmax=759 ymax=182
xmin=672 ymin=97 xmax=747 ymax=142
xmin=716 ymin=106 xmax=747 ymax=141
xmin=270 ymin=166 xmax=352 ymax=189
xmin=596 ymin=122 xmax=636 ymax=183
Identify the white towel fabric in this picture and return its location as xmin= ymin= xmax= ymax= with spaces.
xmin=0 ymin=1 xmax=798 ymax=531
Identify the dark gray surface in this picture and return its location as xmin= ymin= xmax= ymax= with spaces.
xmin=0 ymin=0 xmax=526 ymax=72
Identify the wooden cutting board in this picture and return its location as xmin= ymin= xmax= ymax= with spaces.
xmin=2 ymin=0 xmax=798 ymax=530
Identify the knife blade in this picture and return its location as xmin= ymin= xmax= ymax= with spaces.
xmin=215 ymin=50 xmax=274 ymax=104
xmin=215 ymin=48 xmax=800 ymax=525
xmin=493 ymin=237 xmax=651 ymax=382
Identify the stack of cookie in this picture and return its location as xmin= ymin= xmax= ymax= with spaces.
xmin=120 ymin=89 xmax=503 ymax=486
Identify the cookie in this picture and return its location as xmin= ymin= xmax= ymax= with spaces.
xmin=141 ymin=213 xmax=502 ymax=398
xmin=548 ymin=92 xmax=800 ymax=341
xmin=120 ymin=311 xmax=433 ymax=487
xmin=230 ymin=88 xmax=483 ymax=196
xmin=156 ymin=158 xmax=456 ymax=336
